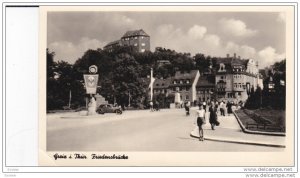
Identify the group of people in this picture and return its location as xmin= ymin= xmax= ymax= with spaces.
xmin=193 ymin=100 xmax=237 ymax=142
xmin=194 ymin=101 xmax=220 ymax=141
xmin=149 ymin=100 xmax=160 ymax=112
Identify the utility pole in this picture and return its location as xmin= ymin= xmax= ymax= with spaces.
xmin=128 ymin=91 xmax=131 ymax=107
xmin=68 ymin=90 xmax=72 ymax=108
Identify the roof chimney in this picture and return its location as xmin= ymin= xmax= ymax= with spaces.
xmin=226 ymin=54 xmax=230 ymax=58
xmin=234 ymin=53 xmax=236 ymax=58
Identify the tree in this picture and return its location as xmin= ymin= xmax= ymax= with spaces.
xmin=112 ymin=55 xmax=145 ymax=108
xmin=194 ymin=53 xmax=211 ymax=74
xmin=260 ymin=59 xmax=286 ymax=109
xmin=47 ymin=49 xmax=85 ymax=110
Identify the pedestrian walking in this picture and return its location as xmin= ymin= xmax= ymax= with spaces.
xmin=203 ymin=101 xmax=207 ymax=111
xmin=220 ymin=100 xmax=225 ymax=116
xmin=195 ymin=104 xmax=206 ymax=141
xmin=227 ymin=101 xmax=233 ymax=115
xmin=209 ymin=102 xmax=219 ymax=130
xmin=185 ymin=100 xmax=190 ymax=116
xmin=150 ymin=100 xmax=154 ymax=112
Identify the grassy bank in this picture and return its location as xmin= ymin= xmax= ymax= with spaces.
xmin=235 ymin=108 xmax=285 ymax=133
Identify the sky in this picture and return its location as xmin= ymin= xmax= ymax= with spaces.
xmin=47 ymin=11 xmax=286 ymax=69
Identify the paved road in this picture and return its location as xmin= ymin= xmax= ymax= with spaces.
xmin=47 ymin=109 xmax=284 ymax=151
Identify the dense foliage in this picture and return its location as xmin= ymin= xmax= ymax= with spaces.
xmin=245 ymin=59 xmax=286 ymax=110
xmin=46 ymin=47 xmax=214 ymax=110
xmin=47 ymin=46 xmax=286 ymax=111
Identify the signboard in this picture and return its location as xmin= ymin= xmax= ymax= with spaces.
xmin=84 ymin=74 xmax=99 ymax=94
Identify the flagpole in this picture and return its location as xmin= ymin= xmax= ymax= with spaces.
xmin=150 ymin=68 xmax=153 ymax=101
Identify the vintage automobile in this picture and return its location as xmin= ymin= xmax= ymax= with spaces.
xmin=96 ymin=104 xmax=122 ymax=114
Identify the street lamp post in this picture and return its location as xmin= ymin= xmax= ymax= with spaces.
xmin=67 ymin=82 xmax=71 ymax=109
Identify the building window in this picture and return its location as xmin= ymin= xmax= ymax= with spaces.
xmin=186 ymin=95 xmax=189 ymax=100
xmin=134 ymin=43 xmax=138 ymax=46
xmin=156 ymin=83 xmax=159 ymax=86
xmin=173 ymin=80 xmax=177 ymax=84
xmin=141 ymin=49 xmax=145 ymax=52
xmin=134 ymin=36 xmax=138 ymax=39
xmin=238 ymin=92 xmax=241 ymax=96
xmin=221 ymin=76 xmax=224 ymax=79
xmin=186 ymin=80 xmax=190 ymax=84
xmin=180 ymin=80 xmax=183 ymax=84
xmin=141 ymin=43 xmax=146 ymax=46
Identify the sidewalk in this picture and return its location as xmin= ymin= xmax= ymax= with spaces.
xmin=190 ymin=111 xmax=286 ymax=148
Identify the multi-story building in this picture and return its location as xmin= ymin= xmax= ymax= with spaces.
xmin=153 ymin=78 xmax=171 ymax=96
xmin=196 ymin=75 xmax=215 ymax=102
xmin=103 ymin=40 xmax=121 ymax=52
xmin=215 ymin=53 xmax=263 ymax=101
xmin=104 ymin=29 xmax=150 ymax=53
xmin=168 ymin=70 xmax=200 ymax=103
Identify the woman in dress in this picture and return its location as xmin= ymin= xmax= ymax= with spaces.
xmin=196 ymin=104 xmax=206 ymax=141
xmin=209 ymin=102 xmax=218 ymax=130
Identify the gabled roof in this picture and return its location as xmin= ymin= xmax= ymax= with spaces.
xmin=216 ymin=58 xmax=232 ymax=65
xmin=196 ymin=76 xmax=215 ymax=87
xmin=217 ymin=57 xmax=246 ymax=65
xmin=104 ymin=40 xmax=120 ymax=48
xmin=173 ymin=70 xmax=199 ymax=80
xmin=231 ymin=58 xmax=245 ymax=66
xmin=169 ymin=70 xmax=199 ymax=87
xmin=121 ymin=29 xmax=150 ymax=38
xmin=153 ymin=78 xmax=171 ymax=89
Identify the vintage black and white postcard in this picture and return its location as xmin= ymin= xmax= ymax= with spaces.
xmin=39 ymin=5 xmax=295 ymax=166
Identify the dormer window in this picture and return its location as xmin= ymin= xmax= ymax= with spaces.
xmin=186 ymin=80 xmax=190 ymax=84
xmin=173 ymin=80 xmax=177 ymax=84
xmin=219 ymin=63 xmax=226 ymax=72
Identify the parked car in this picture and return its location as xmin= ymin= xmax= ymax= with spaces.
xmin=96 ymin=104 xmax=122 ymax=114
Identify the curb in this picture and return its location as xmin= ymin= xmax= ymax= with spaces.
xmin=190 ymin=130 xmax=285 ymax=148
xmin=233 ymin=111 xmax=286 ymax=137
